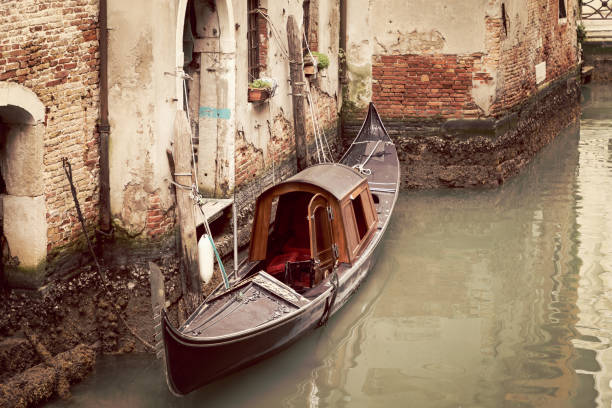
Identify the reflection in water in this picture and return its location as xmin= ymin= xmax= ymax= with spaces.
xmin=47 ymin=85 xmax=611 ymax=407
xmin=572 ymin=84 xmax=612 ymax=407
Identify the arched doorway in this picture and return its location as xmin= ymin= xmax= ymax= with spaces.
xmin=0 ymin=82 xmax=47 ymax=289
xmin=176 ymin=0 xmax=236 ymax=198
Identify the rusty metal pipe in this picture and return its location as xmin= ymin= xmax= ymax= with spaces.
xmin=98 ymin=0 xmax=111 ymax=233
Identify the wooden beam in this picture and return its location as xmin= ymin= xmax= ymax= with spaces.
xmin=287 ymin=15 xmax=308 ymax=171
xmin=172 ymin=110 xmax=201 ymax=310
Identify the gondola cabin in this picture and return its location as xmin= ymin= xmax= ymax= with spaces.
xmin=249 ymin=163 xmax=378 ymax=293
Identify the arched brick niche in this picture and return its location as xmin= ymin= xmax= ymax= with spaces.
xmin=0 ymin=82 xmax=47 ymax=289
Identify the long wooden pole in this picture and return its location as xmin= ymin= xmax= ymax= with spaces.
xmin=172 ymin=110 xmax=201 ymax=312
xmin=287 ymin=15 xmax=308 ymax=171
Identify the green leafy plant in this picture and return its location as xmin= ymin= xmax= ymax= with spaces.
xmin=248 ymin=79 xmax=273 ymax=89
xmin=310 ymin=51 xmax=329 ymax=70
xmin=577 ymin=23 xmax=586 ymax=46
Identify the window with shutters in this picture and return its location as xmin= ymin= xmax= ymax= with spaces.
xmin=247 ymin=0 xmax=260 ymax=81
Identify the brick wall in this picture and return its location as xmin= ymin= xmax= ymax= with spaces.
xmin=0 ymin=0 xmax=100 ymax=252
xmin=488 ymin=1 xmax=579 ymax=115
xmin=372 ymin=54 xmax=482 ymax=119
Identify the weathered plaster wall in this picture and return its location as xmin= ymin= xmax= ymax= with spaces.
xmin=343 ymin=0 xmax=373 ymax=112
xmin=105 ymin=0 xmax=340 ymax=254
xmin=371 ymin=1 xmax=489 ymax=55
xmin=107 ymin=0 xmax=177 ymax=240
xmin=345 ymin=0 xmax=580 ymax=120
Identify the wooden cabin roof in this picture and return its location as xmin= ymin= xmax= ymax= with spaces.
xmin=263 ymin=163 xmax=365 ymax=201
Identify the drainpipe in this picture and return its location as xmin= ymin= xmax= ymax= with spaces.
xmin=98 ymin=0 xmax=111 ymax=234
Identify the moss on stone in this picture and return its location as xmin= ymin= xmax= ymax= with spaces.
xmin=4 ymin=261 xmax=46 ymax=289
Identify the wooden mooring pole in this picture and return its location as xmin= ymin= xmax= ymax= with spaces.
xmin=172 ymin=110 xmax=201 ymax=316
xmin=287 ymin=15 xmax=308 ymax=171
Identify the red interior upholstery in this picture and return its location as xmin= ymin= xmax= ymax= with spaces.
xmin=266 ymin=251 xmax=310 ymax=276
xmin=282 ymin=238 xmax=310 ymax=257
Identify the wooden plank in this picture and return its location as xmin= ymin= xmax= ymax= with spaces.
xmin=194 ymin=198 xmax=233 ymax=225
xmin=172 ymin=110 xmax=201 ymax=309
xmin=287 ymin=15 xmax=308 ymax=171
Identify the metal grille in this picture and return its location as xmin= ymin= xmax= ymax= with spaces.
xmin=582 ymin=0 xmax=612 ymax=19
xmin=559 ymin=0 xmax=567 ymax=18
xmin=247 ymin=0 xmax=260 ymax=81
xmin=303 ymin=0 xmax=310 ymax=50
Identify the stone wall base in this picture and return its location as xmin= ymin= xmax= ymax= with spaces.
xmin=583 ymin=42 xmax=612 ymax=82
xmin=342 ymin=69 xmax=581 ymax=189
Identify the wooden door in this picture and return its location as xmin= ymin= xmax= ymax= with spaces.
xmin=308 ymin=194 xmax=336 ymax=285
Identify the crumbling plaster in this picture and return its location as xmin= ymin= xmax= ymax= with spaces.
xmin=344 ymin=0 xmax=373 ymax=111
xmin=371 ymin=1 xmax=489 ymax=55
xmin=235 ymin=0 xmax=338 ymax=159
xmin=314 ymin=0 xmax=340 ymax=100
xmin=108 ymin=0 xmax=178 ymax=236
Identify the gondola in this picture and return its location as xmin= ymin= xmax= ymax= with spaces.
xmin=159 ymin=102 xmax=400 ymax=395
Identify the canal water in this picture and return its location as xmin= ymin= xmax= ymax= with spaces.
xmin=49 ymin=84 xmax=611 ymax=408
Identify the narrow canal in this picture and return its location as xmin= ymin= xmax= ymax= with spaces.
xmin=49 ymin=84 xmax=612 ymax=407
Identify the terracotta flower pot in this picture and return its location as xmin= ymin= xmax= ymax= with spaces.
xmin=248 ymin=88 xmax=270 ymax=103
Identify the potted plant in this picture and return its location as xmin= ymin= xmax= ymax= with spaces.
xmin=304 ymin=51 xmax=329 ymax=75
xmin=248 ymin=78 xmax=274 ymax=103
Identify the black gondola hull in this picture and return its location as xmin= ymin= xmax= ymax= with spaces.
xmin=162 ymin=296 xmax=327 ymax=395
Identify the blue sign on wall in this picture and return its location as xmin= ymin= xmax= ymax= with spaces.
xmin=199 ymin=106 xmax=231 ymax=120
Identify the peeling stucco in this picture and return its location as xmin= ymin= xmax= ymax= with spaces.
xmin=118 ymin=182 xmax=148 ymax=236
xmin=374 ymin=30 xmax=445 ymax=55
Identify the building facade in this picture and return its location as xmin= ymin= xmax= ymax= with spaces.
xmin=0 ymin=0 xmax=341 ymax=288
xmin=0 ymin=0 xmax=581 ymax=288
xmin=343 ymin=0 xmax=581 ymax=188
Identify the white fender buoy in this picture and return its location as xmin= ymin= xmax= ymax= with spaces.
xmin=198 ymin=234 xmax=214 ymax=283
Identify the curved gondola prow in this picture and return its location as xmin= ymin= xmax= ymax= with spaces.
xmin=340 ymin=102 xmax=392 ymax=163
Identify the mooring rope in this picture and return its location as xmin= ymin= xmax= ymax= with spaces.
xmin=302 ymin=30 xmax=333 ymax=164
xmin=62 ymin=158 xmax=154 ymax=351
xmin=352 ymin=140 xmax=382 ymax=176
xmin=318 ymin=270 xmax=339 ymax=327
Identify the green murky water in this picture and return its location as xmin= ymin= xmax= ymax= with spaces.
xmin=49 ymin=84 xmax=612 ymax=407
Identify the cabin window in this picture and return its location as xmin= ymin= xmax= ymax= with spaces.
xmin=342 ymin=186 xmax=378 ymax=259
xmin=351 ymin=195 xmax=368 ymax=240
xmin=314 ymin=206 xmax=332 ymax=255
